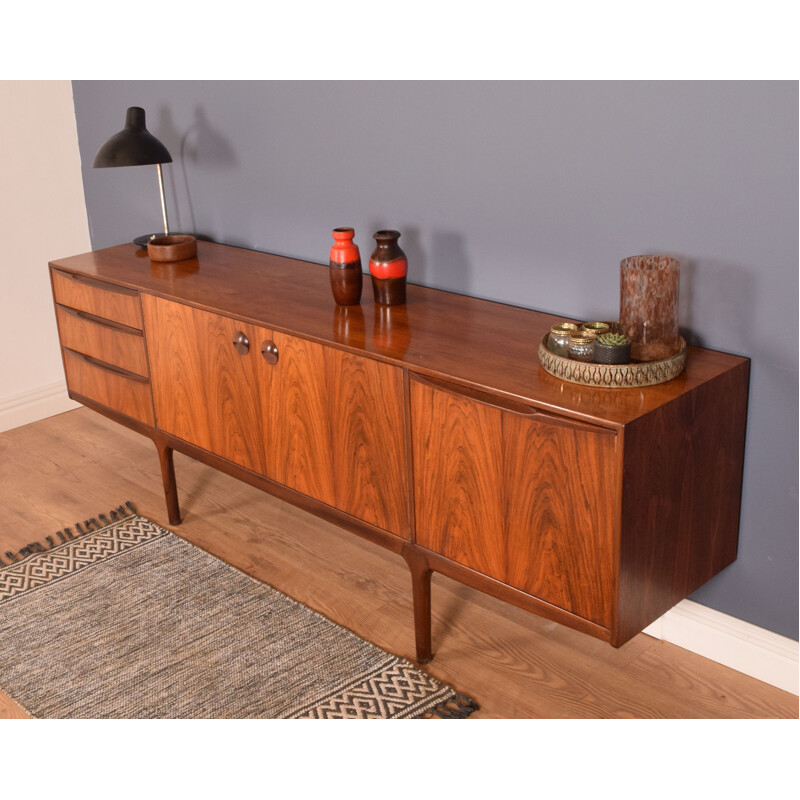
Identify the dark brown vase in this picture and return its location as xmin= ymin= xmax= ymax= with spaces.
xmin=369 ymin=230 xmax=407 ymax=306
xmin=329 ymin=227 xmax=363 ymax=306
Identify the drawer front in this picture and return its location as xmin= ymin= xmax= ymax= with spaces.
xmin=63 ymin=348 xmax=154 ymax=426
xmin=410 ymin=374 xmax=617 ymax=628
xmin=56 ymin=305 xmax=149 ymax=377
xmin=52 ymin=269 xmax=143 ymax=329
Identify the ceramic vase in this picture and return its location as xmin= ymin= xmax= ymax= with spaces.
xmin=369 ymin=230 xmax=407 ymax=306
xmin=619 ymin=254 xmax=680 ymax=362
xmin=329 ymin=227 xmax=362 ymax=306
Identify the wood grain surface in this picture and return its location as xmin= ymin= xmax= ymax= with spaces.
xmin=55 ymin=305 xmax=148 ymax=377
xmin=51 ymin=268 xmax=143 ymax=329
xmin=412 ymin=376 xmax=506 ymax=577
xmin=1 ymin=408 xmax=794 ymax=719
xmin=615 ymin=360 xmax=750 ymax=644
xmin=269 ymin=332 xmax=336 ymax=506
xmin=142 ymin=295 xmax=409 ymax=536
xmin=325 ymin=346 xmax=408 ymax=536
xmin=142 ymin=295 xmax=270 ymax=475
xmin=49 ymin=242 xmax=749 ymax=428
xmin=62 ymin=348 xmax=154 ymax=426
xmin=411 ymin=375 xmax=617 ymax=627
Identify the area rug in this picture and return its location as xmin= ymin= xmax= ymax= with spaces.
xmin=0 ymin=504 xmax=477 ymax=719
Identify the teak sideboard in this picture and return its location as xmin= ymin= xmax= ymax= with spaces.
xmin=49 ymin=242 xmax=750 ymax=662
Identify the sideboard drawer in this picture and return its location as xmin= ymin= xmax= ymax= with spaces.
xmin=56 ymin=305 xmax=149 ymax=377
xmin=52 ymin=269 xmax=143 ymax=330
xmin=62 ymin=348 xmax=154 ymax=426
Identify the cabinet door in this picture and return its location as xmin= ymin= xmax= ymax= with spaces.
xmin=325 ymin=346 xmax=408 ymax=537
xmin=410 ymin=375 xmax=617 ymax=627
xmin=142 ymin=296 xmax=271 ymax=474
xmin=267 ymin=332 xmax=336 ymax=506
xmin=143 ymin=297 xmax=408 ymax=537
xmin=266 ymin=332 xmax=409 ymax=537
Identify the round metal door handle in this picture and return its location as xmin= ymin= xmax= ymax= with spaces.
xmin=261 ymin=340 xmax=279 ymax=365
xmin=233 ymin=331 xmax=250 ymax=355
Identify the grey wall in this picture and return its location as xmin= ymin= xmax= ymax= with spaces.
xmin=71 ymin=80 xmax=798 ymax=640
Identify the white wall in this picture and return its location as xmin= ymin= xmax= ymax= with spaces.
xmin=0 ymin=80 xmax=90 ymax=431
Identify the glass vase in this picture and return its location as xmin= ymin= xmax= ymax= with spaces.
xmin=619 ymin=254 xmax=680 ymax=362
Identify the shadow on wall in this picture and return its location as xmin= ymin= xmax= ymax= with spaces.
xmin=685 ymin=258 xmax=758 ymax=358
xmin=429 ymin=231 xmax=474 ymax=296
xmin=151 ymin=105 xmax=238 ymax=240
xmin=576 ymin=252 xmax=755 ymax=357
xmin=362 ymin=226 xmax=475 ymax=296
xmin=365 ymin=225 xmax=475 ymax=296
xmin=677 ymin=254 xmax=694 ymax=345
xmin=610 ymin=252 xmax=755 ymax=357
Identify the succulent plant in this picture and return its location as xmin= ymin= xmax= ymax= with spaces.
xmin=596 ymin=332 xmax=630 ymax=346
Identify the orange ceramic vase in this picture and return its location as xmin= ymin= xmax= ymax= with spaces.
xmin=369 ymin=230 xmax=407 ymax=306
xmin=329 ymin=227 xmax=363 ymax=306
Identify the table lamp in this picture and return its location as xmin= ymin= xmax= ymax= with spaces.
xmin=93 ymin=106 xmax=174 ymax=246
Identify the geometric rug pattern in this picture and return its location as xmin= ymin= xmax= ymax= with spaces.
xmin=0 ymin=507 xmax=477 ymax=719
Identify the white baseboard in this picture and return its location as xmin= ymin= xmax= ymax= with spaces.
xmin=643 ymin=599 xmax=799 ymax=696
xmin=0 ymin=380 xmax=81 ymax=433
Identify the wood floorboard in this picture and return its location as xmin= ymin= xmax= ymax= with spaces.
xmin=0 ymin=407 xmax=797 ymax=719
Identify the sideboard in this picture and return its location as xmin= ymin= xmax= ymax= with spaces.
xmin=49 ymin=242 xmax=750 ymax=662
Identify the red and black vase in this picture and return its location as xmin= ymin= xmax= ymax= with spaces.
xmin=329 ymin=227 xmax=363 ymax=306
xmin=369 ymin=230 xmax=407 ymax=306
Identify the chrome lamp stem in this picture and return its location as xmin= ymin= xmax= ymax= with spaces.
xmin=156 ymin=163 xmax=170 ymax=236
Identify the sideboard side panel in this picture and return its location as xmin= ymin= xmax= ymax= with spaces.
xmin=615 ymin=359 xmax=750 ymax=645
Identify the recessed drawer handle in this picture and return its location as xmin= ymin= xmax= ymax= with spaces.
xmin=57 ymin=304 xmax=144 ymax=336
xmin=64 ymin=347 xmax=149 ymax=383
xmin=233 ymin=332 xmax=250 ymax=355
xmin=54 ymin=269 xmax=139 ymax=296
xmin=261 ymin=340 xmax=279 ymax=365
xmin=411 ymin=372 xmax=537 ymax=415
xmin=410 ymin=372 xmax=614 ymax=435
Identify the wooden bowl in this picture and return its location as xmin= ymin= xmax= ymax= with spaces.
xmin=147 ymin=235 xmax=197 ymax=262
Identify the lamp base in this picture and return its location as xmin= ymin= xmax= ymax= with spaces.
xmin=134 ymin=234 xmax=160 ymax=248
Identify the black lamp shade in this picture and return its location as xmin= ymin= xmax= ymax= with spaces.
xmin=93 ymin=107 xmax=172 ymax=168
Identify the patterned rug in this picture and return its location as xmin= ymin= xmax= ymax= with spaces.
xmin=0 ymin=504 xmax=477 ymax=719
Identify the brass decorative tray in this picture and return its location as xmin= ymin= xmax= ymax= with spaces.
xmin=537 ymin=334 xmax=687 ymax=388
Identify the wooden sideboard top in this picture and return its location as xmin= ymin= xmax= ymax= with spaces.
xmin=50 ymin=241 xmax=748 ymax=428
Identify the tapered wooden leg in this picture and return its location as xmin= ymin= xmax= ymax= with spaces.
xmin=154 ymin=437 xmax=181 ymax=525
xmin=403 ymin=546 xmax=433 ymax=664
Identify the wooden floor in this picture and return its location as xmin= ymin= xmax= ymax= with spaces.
xmin=0 ymin=407 xmax=796 ymax=719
